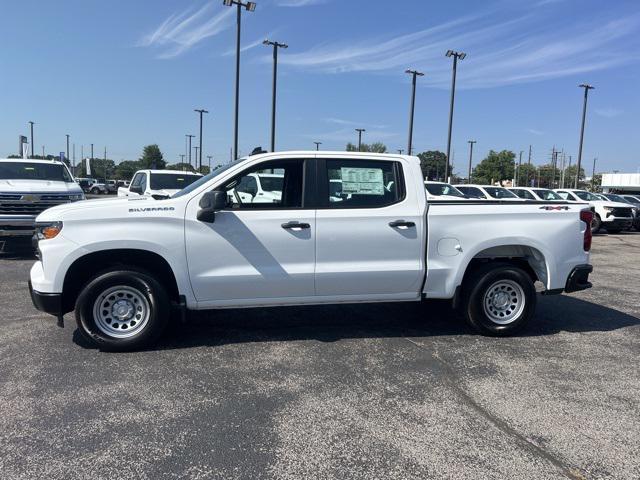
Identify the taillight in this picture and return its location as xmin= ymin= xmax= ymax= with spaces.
xmin=580 ymin=209 xmax=593 ymax=251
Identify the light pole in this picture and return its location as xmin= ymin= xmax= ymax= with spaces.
xmin=398 ymin=149 xmax=404 ymax=154
xmin=193 ymin=146 xmax=199 ymax=169
xmin=180 ymin=154 xmax=185 ymax=164
xmin=445 ymin=50 xmax=466 ymax=181
xmin=91 ymin=143 xmax=94 ymax=161
xmin=66 ymin=134 xmax=70 ymax=163
xmin=194 ymin=109 xmax=209 ymax=172
xmin=207 ymin=155 xmax=213 ymax=170
xmin=467 ymin=140 xmax=476 ymax=183
xmin=186 ymin=135 xmax=195 ymax=167
xmin=405 ymin=69 xmax=424 ymax=156
xmin=517 ymin=150 xmax=523 ymax=186
xmin=28 ymin=121 xmax=35 ymax=158
xmin=223 ymin=0 xmax=257 ymax=160
xmin=264 ymin=39 xmax=288 ymax=152
xmin=591 ymin=157 xmax=597 ymax=190
xmin=575 ymin=83 xmax=594 ymax=189
xmin=314 ymin=141 xmax=322 ymax=151
xmin=355 ymin=128 xmax=365 ymax=151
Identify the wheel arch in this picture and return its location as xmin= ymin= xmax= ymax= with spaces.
xmin=61 ymin=249 xmax=180 ymax=313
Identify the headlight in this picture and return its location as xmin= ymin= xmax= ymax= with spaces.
xmin=70 ymin=193 xmax=85 ymax=201
xmin=35 ymin=221 xmax=63 ymax=240
xmin=603 ymin=206 xmax=614 ymax=212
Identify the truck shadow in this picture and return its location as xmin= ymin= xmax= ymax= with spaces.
xmin=72 ymin=295 xmax=639 ymax=351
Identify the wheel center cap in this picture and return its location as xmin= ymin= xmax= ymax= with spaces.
xmin=493 ymin=292 xmax=510 ymax=309
xmin=112 ymin=300 xmax=134 ymax=320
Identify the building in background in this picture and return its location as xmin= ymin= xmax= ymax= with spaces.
xmin=601 ymin=173 xmax=640 ymax=194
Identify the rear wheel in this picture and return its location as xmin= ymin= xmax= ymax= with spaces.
xmin=75 ymin=269 xmax=170 ymax=351
xmin=462 ymin=263 xmax=536 ymax=336
xmin=90 ymin=187 xmax=100 ymax=195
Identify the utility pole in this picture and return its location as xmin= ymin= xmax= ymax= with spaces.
xmin=264 ymin=39 xmax=288 ymax=152
xmin=526 ymin=145 xmax=532 ymax=187
xmin=66 ymin=134 xmax=70 ymax=163
xmin=355 ymin=129 xmax=365 ymax=151
xmin=28 ymin=121 xmax=35 ymax=158
xmin=72 ymin=143 xmax=76 ymax=170
xmin=467 ymin=140 xmax=476 ymax=183
xmin=592 ymin=157 xmax=597 ymax=190
xmin=91 ymin=143 xmax=94 ymax=161
xmin=193 ymin=146 xmax=199 ymax=168
xmin=576 ymin=84 xmax=595 ymax=188
xmin=42 ymin=146 xmax=45 ymax=159
xmin=180 ymin=154 xmax=185 ymax=164
xmin=314 ymin=141 xmax=322 ymax=151
xmin=516 ymin=150 xmax=523 ymax=186
xmin=444 ymin=50 xmax=466 ymax=181
xmin=194 ymin=109 xmax=209 ymax=172
xmin=224 ymin=0 xmax=257 ymax=160
xmin=186 ymin=135 xmax=195 ymax=167
xmin=405 ymin=69 xmax=424 ymax=156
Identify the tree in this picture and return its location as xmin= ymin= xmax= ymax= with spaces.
xmin=346 ymin=142 xmax=387 ymax=153
xmin=165 ymin=162 xmax=196 ymax=173
xmin=79 ymin=158 xmax=116 ymax=180
xmin=472 ymin=150 xmax=515 ymax=185
xmin=115 ymin=160 xmax=142 ymax=180
xmin=417 ymin=150 xmax=448 ymax=181
xmin=515 ymin=163 xmax=537 ymax=187
xmin=591 ymin=173 xmax=602 ymax=192
xmin=139 ymin=144 xmax=165 ymax=170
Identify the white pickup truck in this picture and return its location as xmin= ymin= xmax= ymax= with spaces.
xmin=29 ymin=152 xmax=593 ymax=351
xmin=117 ymin=169 xmax=202 ymax=198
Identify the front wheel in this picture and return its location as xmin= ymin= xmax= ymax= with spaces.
xmin=591 ymin=214 xmax=602 ymax=234
xmin=462 ymin=264 xmax=536 ymax=336
xmin=75 ymin=269 xmax=170 ymax=351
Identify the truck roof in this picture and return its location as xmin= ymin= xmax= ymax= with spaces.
xmin=0 ymin=158 xmax=67 ymax=165
xmin=139 ymin=169 xmax=203 ymax=176
xmin=247 ymin=151 xmax=419 ymax=164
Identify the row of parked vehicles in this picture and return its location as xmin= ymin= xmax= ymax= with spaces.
xmin=424 ymin=180 xmax=639 ymax=234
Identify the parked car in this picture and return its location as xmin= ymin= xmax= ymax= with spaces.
xmin=105 ymin=180 xmax=119 ymax=194
xmin=508 ymin=187 xmax=564 ymax=201
xmin=599 ymin=193 xmax=640 ymax=231
xmin=118 ymin=170 xmax=202 ymax=198
xmin=76 ymin=177 xmax=96 ymax=193
xmin=554 ymin=189 xmax=633 ymax=233
xmin=30 ymin=151 xmax=593 ymax=350
xmin=88 ymin=181 xmax=108 ymax=195
xmin=231 ymin=172 xmax=283 ymax=204
xmin=0 ymin=159 xmax=84 ymax=242
xmin=424 ymin=181 xmax=467 ymax=200
xmin=455 ymin=184 xmax=522 ymax=201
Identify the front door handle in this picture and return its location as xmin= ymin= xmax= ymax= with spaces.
xmin=281 ymin=221 xmax=311 ymax=230
xmin=389 ymin=220 xmax=415 ymax=228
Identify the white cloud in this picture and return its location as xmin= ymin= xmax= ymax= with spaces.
xmin=277 ymin=10 xmax=640 ymax=89
xmin=324 ymin=118 xmax=387 ymax=129
xmin=138 ymin=4 xmax=233 ymax=59
xmin=594 ymin=108 xmax=623 ymax=118
xmin=276 ymin=0 xmax=329 ymax=6
xmin=526 ymin=128 xmax=544 ymax=135
xmin=222 ymin=35 xmax=274 ymax=57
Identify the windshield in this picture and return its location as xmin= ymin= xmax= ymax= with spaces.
xmin=258 ymin=176 xmax=284 ymax=192
xmin=533 ymin=189 xmax=562 ymax=200
xmin=623 ymin=196 xmax=640 ymax=204
xmin=457 ymin=186 xmax=486 ymax=198
xmin=605 ymin=194 xmax=628 ymax=203
xmin=150 ymin=173 xmax=201 ymax=191
xmin=425 ymin=183 xmax=465 ymax=197
xmin=171 ymin=160 xmax=244 ymax=198
xmin=0 ymin=162 xmax=73 ymax=182
xmin=574 ymin=191 xmax=600 ymax=201
xmin=483 ymin=187 xmax=518 ymax=199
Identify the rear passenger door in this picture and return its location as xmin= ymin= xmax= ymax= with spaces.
xmin=315 ymin=157 xmax=424 ymax=299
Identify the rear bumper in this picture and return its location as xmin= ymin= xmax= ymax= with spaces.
xmin=0 ymin=215 xmax=37 ymax=237
xmin=564 ymin=264 xmax=593 ymax=293
xmin=29 ymin=280 xmax=63 ymax=316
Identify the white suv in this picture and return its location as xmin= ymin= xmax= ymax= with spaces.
xmin=554 ymin=189 xmax=633 ymax=233
xmin=455 ymin=184 xmax=522 ymax=201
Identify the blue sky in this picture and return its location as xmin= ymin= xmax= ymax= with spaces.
xmin=1 ymin=0 xmax=639 ymax=173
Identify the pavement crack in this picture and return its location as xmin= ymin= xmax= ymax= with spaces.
xmin=403 ymin=336 xmax=586 ymax=480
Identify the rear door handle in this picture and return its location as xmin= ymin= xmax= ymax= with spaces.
xmin=281 ymin=221 xmax=311 ymax=230
xmin=389 ymin=220 xmax=415 ymax=228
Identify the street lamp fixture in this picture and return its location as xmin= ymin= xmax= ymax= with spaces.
xmin=405 ymin=69 xmax=424 ymax=156
xmin=223 ymin=0 xmax=257 ymax=160
xmin=314 ymin=141 xmax=322 ymax=151
xmin=445 ymin=50 xmax=467 ymax=181
xmin=263 ymin=39 xmax=288 ymax=152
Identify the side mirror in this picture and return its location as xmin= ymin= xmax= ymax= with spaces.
xmin=130 ymin=184 xmax=143 ymax=195
xmin=197 ymin=190 xmax=227 ymax=223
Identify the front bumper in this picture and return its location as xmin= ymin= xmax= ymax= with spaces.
xmin=564 ymin=264 xmax=593 ymax=293
xmin=0 ymin=215 xmax=37 ymax=237
xmin=29 ymin=280 xmax=63 ymax=316
xmin=602 ymin=217 xmax=632 ymax=229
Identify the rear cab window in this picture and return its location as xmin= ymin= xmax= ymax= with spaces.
xmin=319 ymin=159 xmax=405 ymax=208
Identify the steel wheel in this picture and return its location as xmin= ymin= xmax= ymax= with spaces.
xmin=482 ymin=279 xmax=526 ymax=325
xmin=92 ymin=285 xmax=150 ymax=338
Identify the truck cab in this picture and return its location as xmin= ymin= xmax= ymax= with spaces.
xmin=118 ymin=170 xmax=202 ymax=198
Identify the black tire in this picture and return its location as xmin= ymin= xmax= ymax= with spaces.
xmin=591 ymin=214 xmax=602 ymax=234
xmin=90 ymin=187 xmax=99 ymax=195
xmin=605 ymin=228 xmax=622 ymax=234
xmin=75 ymin=269 xmax=170 ymax=351
xmin=462 ymin=263 xmax=536 ymax=336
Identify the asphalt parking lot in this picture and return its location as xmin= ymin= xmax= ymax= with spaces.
xmin=1 ymin=234 xmax=639 ymax=480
